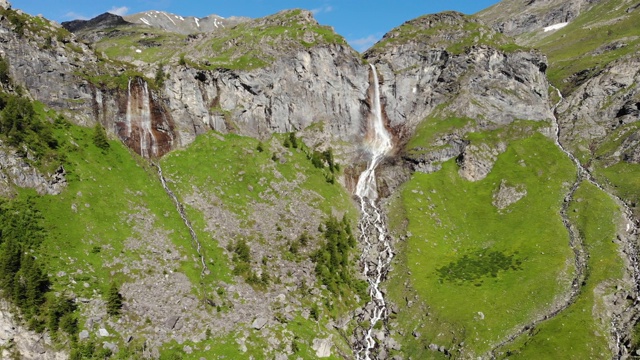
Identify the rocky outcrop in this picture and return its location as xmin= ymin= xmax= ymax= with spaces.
xmin=0 ymin=300 xmax=67 ymax=360
xmin=363 ymin=13 xmax=552 ymax=183
xmin=162 ymin=44 xmax=368 ymax=143
xmin=478 ymin=0 xmax=600 ymax=38
xmin=0 ymin=144 xmax=66 ymax=196
xmin=492 ymin=179 xmax=527 ymax=209
xmin=62 ymin=12 xmax=132 ymax=33
xmin=556 ymin=55 xmax=640 ymax=158
xmin=367 ymin=45 xmax=551 ymax=138
xmin=457 ymin=141 xmax=507 ymax=181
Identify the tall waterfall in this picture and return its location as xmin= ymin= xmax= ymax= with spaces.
xmin=124 ymin=78 xmax=159 ymax=158
xmin=354 ymin=64 xmax=395 ymax=360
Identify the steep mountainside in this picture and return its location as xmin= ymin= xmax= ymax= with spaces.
xmin=123 ymin=11 xmax=246 ymax=35
xmin=0 ymin=0 xmax=638 ymax=359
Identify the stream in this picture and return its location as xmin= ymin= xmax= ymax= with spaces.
xmin=488 ymin=87 xmax=640 ymax=358
xmin=153 ymin=162 xmax=209 ymax=277
xmin=353 ymin=64 xmax=395 ymax=360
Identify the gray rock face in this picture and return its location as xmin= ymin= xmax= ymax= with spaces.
xmin=0 ymin=300 xmax=67 ymax=360
xmin=458 ymin=142 xmax=507 ymax=181
xmin=0 ymin=144 xmax=66 ymax=195
xmin=163 ymin=44 xmax=368 ymax=144
xmin=368 ymin=45 xmax=551 ymax=138
xmin=478 ymin=0 xmax=598 ymax=37
xmin=556 ymin=55 xmax=640 ymax=158
xmin=0 ymin=0 xmax=9 ymax=9
xmin=251 ymin=317 xmax=268 ymax=330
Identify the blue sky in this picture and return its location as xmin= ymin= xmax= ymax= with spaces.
xmin=10 ymin=1 xmax=500 ymax=51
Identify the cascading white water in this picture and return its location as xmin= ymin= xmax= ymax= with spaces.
xmin=125 ymin=78 xmax=133 ymax=136
xmin=356 ymin=65 xmax=393 ymax=201
xmin=154 ymin=162 xmax=209 ymax=277
xmin=354 ymin=64 xmax=395 ymax=360
xmin=126 ymin=78 xmax=159 ymax=158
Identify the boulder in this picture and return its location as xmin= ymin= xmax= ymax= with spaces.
xmin=312 ymin=337 xmax=332 ymax=358
xmin=251 ymin=317 xmax=268 ymax=330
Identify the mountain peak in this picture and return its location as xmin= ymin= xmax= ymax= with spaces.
xmin=123 ymin=10 xmax=247 ymax=34
xmin=61 ymin=12 xmax=131 ymax=33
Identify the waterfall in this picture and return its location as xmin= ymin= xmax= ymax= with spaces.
xmin=125 ymin=78 xmax=132 ymax=136
xmin=354 ymin=64 xmax=395 ymax=360
xmin=125 ymin=78 xmax=159 ymax=158
xmin=356 ymin=65 xmax=393 ymax=201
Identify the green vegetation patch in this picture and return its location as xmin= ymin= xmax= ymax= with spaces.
xmin=161 ymin=131 xmax=354 ymax=219
xmin=200 ymin=9 xmax=347 ymax=70
xmin=436 ymin=249 xmax=523 ymax=285
xmin=368 ymin=11 xmax=523 ymax=55
xmin=94 ymin=26 xmax=186 ymax=65
xmin=496 ymin=181 xmax=624 ymax=359
xmin=391 ymin=132 xmax=576 ymax=356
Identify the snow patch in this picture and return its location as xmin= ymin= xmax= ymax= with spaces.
xmin=162 ymin=12 xmax=176 ymax=25
xmin=140 ymin=18 xmax=151 ymax=26
xmin=135 ymin=49 xmax=142 ymax=53
xmin=544 ymin=22 xmax=568 ymax=32
xmin=213 ymin=18 xmax=218 ymax=28
xmin=195 ymin=18 xmax=200 ymax=27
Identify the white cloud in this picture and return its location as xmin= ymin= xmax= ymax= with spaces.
xmin=108 ymin=6 xmax=129 ymax=16
xmin=63 ymin=12 xmax=89 ymax=20
xmin=349 ymin=35 xmax=379 ymax=52
xmin=311 ymin=5 xmax=333 ymax=15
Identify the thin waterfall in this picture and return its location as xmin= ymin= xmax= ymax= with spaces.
xmin=125 ymin=78 xmax=159 ymax=158
xmin=125 ymin=78 xmax=133 ymax=137
xmin=354 ymin=64 xmax=395 ymax=360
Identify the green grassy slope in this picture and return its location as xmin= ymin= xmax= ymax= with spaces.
xmin=496 ymin=181 xmax=624 ymax=359
xmin=156 ymin=132 xmax=360 ymax=358
xmin=388 ymin=131 xmax=577 ymax=357
xmin=33 ymin=122 xmax=218 ymax=298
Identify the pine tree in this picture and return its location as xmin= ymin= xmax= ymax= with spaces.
xmin=0 ymin=237 xmax=21 ymax=297
xmin=106 ymin=283 xmax=123 ymax=316
xmin=20 ymin=254 xmax=49 ymax=313
xmin=93 ymin=123 xmax=110 ymax=150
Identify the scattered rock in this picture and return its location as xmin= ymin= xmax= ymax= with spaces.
xmin=103 ymin=342 xmax=118 ymax=353
xmin=79 ymin=330 xmax=89 ymax=340
xmin=165 ymin=316 xmax=180 ymax=330
xmin=251 ymin=317 xmax=268 ymax=330
xmin=98 ymin=328 xmax=109 ymax=337
xmin=492 ymin=180 xmax=527 ymax=209
xmin=312 ymin=337 xmax=332 ymax=358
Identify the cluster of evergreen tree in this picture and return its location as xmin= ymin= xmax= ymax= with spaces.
xmin=0 ymin=93 xmax=59 ymax=156
xmin=229 ymin=239 xmax=269 ymax=287
xmin=312 ymin=216 xmax=366 ymax=297
xmin=0 ymin=198 xmax=82 ymax=339
xmin=283 ymin=131 xmax=340 ymax=184
xmin=0 ymin=57 xmax=61 ymax=164
xmin=0 ymin=198 xmax=51 ymax=330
